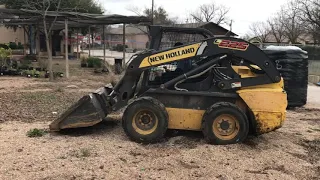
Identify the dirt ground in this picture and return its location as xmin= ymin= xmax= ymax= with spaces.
xmin=0 ymin=59 xmax=319 ymax=180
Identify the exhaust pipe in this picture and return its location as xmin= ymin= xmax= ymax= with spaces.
xmin=49 ymin=84 xmax=114 ymax=131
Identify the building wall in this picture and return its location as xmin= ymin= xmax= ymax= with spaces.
xmin=106 ymin=34 xmax=123 ymax=48
xmin=129 ymin=34 xmax=148 ymax=49
xmin=308 ymin=60 xmax=320 ymax=83
xmin=309 ymin=60 xmax=320 ymax=75
xmin=0 ymin=25 xmax=26 ymax=44
xmin=106 ymin=34 xmax=148 ymax=50
xmin=309 ymin=60 xmax=320 ymax=83
xmin=0 ymin=5 xmax=26 ymax=45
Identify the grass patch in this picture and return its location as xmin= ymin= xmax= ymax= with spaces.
xmin=26 ymin=128 xmax=47 ymax=137
xmin=69 ymin=148 xmax=91 ymax=158
xmin=22 ymin=92 xmax=57 ymax=102
xmin=80 ymin=148 xmax=91 ymax=157
xmin=55 ymin=87 xmax=64 ymax=92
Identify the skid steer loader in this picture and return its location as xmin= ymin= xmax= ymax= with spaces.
xmin=49 ymin=25 xmax=287 ymax=145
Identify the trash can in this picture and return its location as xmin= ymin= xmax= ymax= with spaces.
xmin=263 ymin=46 xmax=309 ymax=108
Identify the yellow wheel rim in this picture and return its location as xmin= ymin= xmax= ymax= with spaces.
xmin=132 ymin=109 xmax=158 ymax=135
xmin=212 ymin=114 xmax=240 ymax=140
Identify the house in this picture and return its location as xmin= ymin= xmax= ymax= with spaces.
xmin=0 ymin=25 xmax=26 ymax=45
xmin=105 ymin=25 xmax=149 ymax=50
xmin=105 ymin=22 xmax=238 ymax=50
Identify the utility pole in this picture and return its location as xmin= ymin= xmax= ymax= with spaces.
xmin=151 ymin=0 xmax=154 ymax=25
xmin=65 ymin=18 xmax=69 ymax=79
xmin=230 ymin=20 xmax=233 ymax=32
xmin=123 ymin=23 xmax=126 ymax=68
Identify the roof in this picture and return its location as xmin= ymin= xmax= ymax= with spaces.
xmin=169 ymin=22 xmax=237 ymax=36
xmin=0 ymin=8 xmax=151 ymax=30
xmin=199 ymin=22 xmax=237 ymax=36
xmin=107 ymin=22 xmax=238 ymax=36
xmin=173 ymin=22 xmax=208 ymax=28
xmin=107 ymin=25 xmax=148 ymax=35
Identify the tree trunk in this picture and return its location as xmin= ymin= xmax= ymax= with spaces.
xmin=47 ymin=39 xmax=54 ymax=81
xmin=44 ymin=31 xmax=53 ymax=81
xmin=43 ymin=16 xmax=54 ymax=81
xmin=76 ymin=30 xmax=79 ymax=61
xmin=65 ymin=19 xmax=69 ymax=79
xmin=23 ymin=27 xmax=27 ymax=56
xmin=88 ymin=27 xmax=91 ymax=57
xmin=36 ymin=27 xmax=41 ymax=61
xmin=122 ymin=23 xmax=126 ymax=68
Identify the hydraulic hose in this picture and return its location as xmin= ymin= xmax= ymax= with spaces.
xmin=162 ymin=55 xmax=228 ymax=89
xmin=174 ymin=64 xmax=217 ymax=91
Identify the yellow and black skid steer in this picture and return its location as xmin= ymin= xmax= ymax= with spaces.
xmin=49 ymin=26 xmax=287 ymax=145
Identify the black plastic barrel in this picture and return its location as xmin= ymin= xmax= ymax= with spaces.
xmin=263 ymin=46 xmax=309 ymax=108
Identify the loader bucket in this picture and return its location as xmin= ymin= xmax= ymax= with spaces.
xmin=49 ymin=84 xmax=114 ymax=131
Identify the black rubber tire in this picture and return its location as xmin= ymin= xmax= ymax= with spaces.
xmin=201 ymin=102 xmax=249 ymax=145
xmin=122 ymin=97 xmax=168 ymax=144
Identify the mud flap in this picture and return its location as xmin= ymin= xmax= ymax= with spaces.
xmin=49 ymin=84 xmax=114 ymax=131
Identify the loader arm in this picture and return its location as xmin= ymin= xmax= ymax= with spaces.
xmin=49 ymin=36 xmax=281 ymax=131
xmin=120 ymin=36 xmax=279 ymax=100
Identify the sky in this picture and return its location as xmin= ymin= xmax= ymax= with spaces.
xmin=98 ymin=0 xmax=289 ymax=37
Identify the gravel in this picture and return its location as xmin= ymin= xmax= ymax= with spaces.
xmin=0 ymin=76 xmax=319 ymax=180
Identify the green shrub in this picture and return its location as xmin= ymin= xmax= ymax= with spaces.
xmin=0 ymin=47 xmax=12 ymax=66
xmin=8 ymin=42 xmax=17 ymax=49
xmin=80 ymin=57 xmax=88 ymax=67
xmin=115 ymin=44 xmax=128 ymax=52
xmin=27 ymin=128 xmax=47 ymax=137
xmin=87 ymin=57 xmax=102 ymax=68
xmin=0 ymin=44 xmax=9 ymax=49
xmin=22 ymin=69 xmax=41 ymax=77
xmin=21 ymin=58 xmax=32 ymax=66
xmin=87 ymin=58 xmax=94 ymax=68
xmin=69 ymin=148 xmax=91 ymax=158
xmin=17 ymin=42 xmax=24 ymax=49
xmin=19 ymin=64 xmax=30 ymax=70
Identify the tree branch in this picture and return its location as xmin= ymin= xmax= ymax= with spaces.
xmin=189 ymin=2 xmax=229 ymax=25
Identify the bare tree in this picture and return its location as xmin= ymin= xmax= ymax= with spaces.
xmin=127 ymin=5 xmax=177 ymax=26
xmin=24 ymin=0 xmax=62 ymax=81
xmin=297 ymin=0 xmax=320 ymax=44
xmin=297 ymin=0 xmax=320 ymax=27
xmin=190 ymin=1 xmax=230 ymax=25
xmin=278 ymin=1 xmax=306 ymax=44
xmin=308 ymin=24 xmax=320 ymax=44
xmin=240 ymin=34 xmax=252 ymax=41
xmin=249 ymin=21 xmax=270 ymax=43
xmin=267 ymin=16 xmax=286 ymax=44
xmin=127 ymin=5 xmax=177 ymax=41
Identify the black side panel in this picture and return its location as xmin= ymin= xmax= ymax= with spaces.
xmin=144 ymin=91 xmax=238 ymax=110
